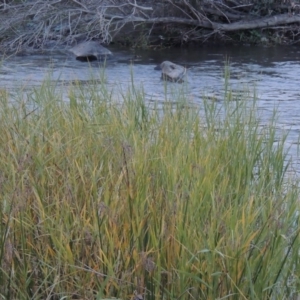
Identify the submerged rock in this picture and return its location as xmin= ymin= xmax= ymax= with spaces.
xmin=154 ymin=61 xmax=186 ymax=83
xmin=69 ymin=41 xmax=112 ymax=62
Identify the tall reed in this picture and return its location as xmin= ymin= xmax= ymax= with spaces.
xmin=0 ymin=75 xmax=299 ymax=300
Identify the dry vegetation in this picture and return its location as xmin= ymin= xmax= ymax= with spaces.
xmin=1 ymin=0 xmax=300 ymax=52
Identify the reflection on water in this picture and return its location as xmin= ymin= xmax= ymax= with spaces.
xmin=1 ymin=45 xmax=300 ymax=175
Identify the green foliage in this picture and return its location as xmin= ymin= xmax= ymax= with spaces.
xmin=0 ymin=74 xmax=299 ymax=299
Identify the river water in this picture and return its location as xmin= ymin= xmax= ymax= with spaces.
xmin=1 ymin=44 xmax=300 ymax=175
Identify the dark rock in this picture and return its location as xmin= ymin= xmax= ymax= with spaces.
xmin=69 ymin=41 xmax=112 ymax=62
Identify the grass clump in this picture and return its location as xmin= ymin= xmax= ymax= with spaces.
xmin=0 ymin=79 xmax=299 ymax=300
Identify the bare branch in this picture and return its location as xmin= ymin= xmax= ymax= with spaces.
xmin=213 ymin=13 xmax=300 ymax=31
xmin=1 ymin=0 xmax=300 ymax=52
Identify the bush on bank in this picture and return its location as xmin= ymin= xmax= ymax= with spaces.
xmin=0 ymin=78 xmax=299 ymax=299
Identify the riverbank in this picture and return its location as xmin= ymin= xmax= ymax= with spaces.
xmin=1 ymin=0 xmax=300 ymax=54
xmin=0 ymin=77 xmax=299 ymax=299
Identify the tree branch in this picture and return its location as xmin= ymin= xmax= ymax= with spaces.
xmin=213 ymin=13 xmax=300 ymax=31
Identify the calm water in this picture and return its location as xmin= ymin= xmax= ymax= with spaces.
xmin=1 ymin=44 xmax=300 ymax=174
